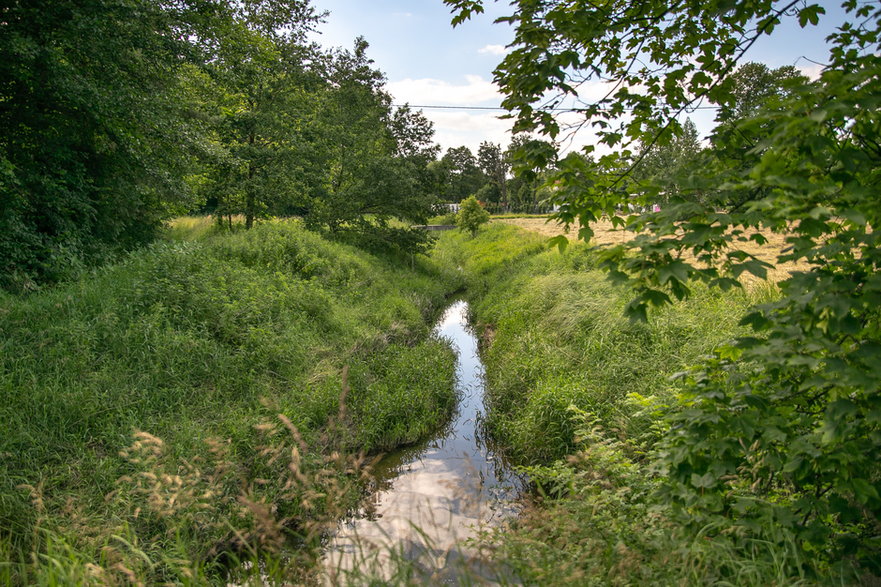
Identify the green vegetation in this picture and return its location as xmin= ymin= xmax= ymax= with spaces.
xmin=0 ymin=0 xmax=439 ymax=292
xmin=449 ymin=0 xmax=881 ymax=579
xmin=0 ymin=219 xmax=459 ymax=583
xmin=433 ymin=223 xmax=835 ymax=583
xmin=456 ymin=196 xmax=491 ymax=237
xmin=4 ymin=0 xmax=880 ymax=582
xmin=437 ymin=224 xmax=761 ymax=463
xmin=431 ymin=137 xmax=554 ymax=214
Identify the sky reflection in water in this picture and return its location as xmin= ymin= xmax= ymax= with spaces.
xmin=325 ymin=301 xmax=524 ymax=583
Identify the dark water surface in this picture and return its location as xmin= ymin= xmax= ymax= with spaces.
xmin=324 ymin=300 xmax=524 ymax=583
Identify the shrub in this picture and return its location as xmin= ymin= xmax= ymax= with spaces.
xmin=456 ymin=195 xmax=490 ymax=237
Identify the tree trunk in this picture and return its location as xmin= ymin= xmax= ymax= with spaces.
xmin=245 ymin=133 xmax=255 ymax=229
xmin=499 ymin=173 xmax=508 ymax=210
xmin=245 ymin=190 xmax=254 ymax=229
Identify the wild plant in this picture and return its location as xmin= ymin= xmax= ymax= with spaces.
xmin=101 ymin=365 xmax=389 ymax=583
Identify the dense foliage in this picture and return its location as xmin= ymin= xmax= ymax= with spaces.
xmin=430 ymin=138 xmax=553 ymax=213
xmin=449 ymin=0 xmax=881 ymax=577
xmin=0 ymin=0 xmax=442 ymax=290
xmin=0 ymin=0 xmax=215 ymax=290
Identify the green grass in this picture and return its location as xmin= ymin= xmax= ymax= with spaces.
xmin=164 ymin=215 xmax=227 ymax=241
xmin=0 ymin=218 xmax=462 ymax=583
xmin=431 ymin=223 xmax=814 ymax=585
xmin=434 ymin=224 xmax=765 ymax=462
xmin=2 ymin=218 xmax=834 ymax=584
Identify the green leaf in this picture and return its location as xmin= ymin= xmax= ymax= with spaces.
xmin=851 ymin=478 xmax=879 ymax=504
xmin=798 ymin=4 xmax=825 ymax=27
xmin=548 ymin=234 xmax=569 ymax=252
xmin=783 ymin=457 xmax=804 ymax=473
xmin=643 ymin=288 xmax=672 ymax=307
xmin=658 ymin=260 xmax=691 ymax=286
xmin=842 ymin=209 xmax=867 ymax=226
xmin=624 ymin=299 xmax=648 ymax=322
xmin=717 ymin=345 xmax=743 ymax=361
xmin=577 ymin=225 xmax=595 ymax=241
xmin=691 ymin=472 xmax=716 ymax=489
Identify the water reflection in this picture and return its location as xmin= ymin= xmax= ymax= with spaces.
xmin=324 ymin=301 xmax=523 ymax=583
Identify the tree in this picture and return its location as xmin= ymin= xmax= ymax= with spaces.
xmin=477 ymin=141 xmax=509 ymax=206
xmin=437 ymin=146 xmax=488 ymax=202
xmin=298 ymin=38 xmax=440 ymax=252
xmin=708 ymin=62 xmax=810 ymax=207
xmin=456 ymin=195 xmax=490 ymax=237
xmin=0 ymin=0 xmax=326 ymax=288
xmin=715 ymin=62 xmax=809 ymax=124
xmin=505 ymin=135 xmax=550 ymax=212
xmin=631 ymin=118 xmax=703 ymax=203
xmin=448 ymin=0 xmax=881 ymax=573
xmin=0 ymin=0 xmax=214 ymax=289
xmin=203 ymin=0 xmax=322 ymax=230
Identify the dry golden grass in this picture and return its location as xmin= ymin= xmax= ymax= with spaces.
xmin=495 ymin=217 xmax=807 ymax=284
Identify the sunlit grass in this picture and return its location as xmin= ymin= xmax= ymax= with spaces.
xmin=432 ymin=223 xmax=810 ymax=585
xmin=0 ymin=219 xmax=460 ymax=583
xmin=435 ymin=224 xmax=764 ymax=462
xmin=1 ymin=217 xmax=809 ymax=583
xmin=164 ymin=214 xmax=223 ymax=240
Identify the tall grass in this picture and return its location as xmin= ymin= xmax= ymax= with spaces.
xmin=432 ymin=224 xmax=811 ymax=585
xmin=0 ymin=219 xmax=461 ymax=582
xmin=435 ymin=224 xmax=773 ymax=460
xmin=164 ymin=215 xmax=226 ymax=241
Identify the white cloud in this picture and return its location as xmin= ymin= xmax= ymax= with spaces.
xmin=387 ymin=75 xmax=503 ymax=106
xmin=423 ymin=110 xmax=514 ymax=153
xmin=386 ymin=75 xmax=510 ymax=151
xmin=478 ymin=44 xmax=508 ymax=56
xmin=797 ymin=63 xmax=824 ymax=80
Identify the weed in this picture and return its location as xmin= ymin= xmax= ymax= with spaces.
xmin=0 ymin=219 xmax=459 ymax=582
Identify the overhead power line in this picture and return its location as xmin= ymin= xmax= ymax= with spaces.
xmin=394 ymin=103 xmax=592 ymax=111
xmin=393 ymin=103 xmax=720 ymax=111
xmin=393 ymin=104 xmax=506 ymax=110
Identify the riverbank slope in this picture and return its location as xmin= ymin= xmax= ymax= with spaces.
xmin=432 ymin=223 xmax=827 ymax=585
xmin=0 ymin=218 xmax=460 ymax=583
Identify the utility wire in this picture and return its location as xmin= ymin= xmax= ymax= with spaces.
xmin=394 ymin=55 xmax=826 ymax=113
xmin=393 ymin=104 xmax=507 ymax=110
xmin=393 ymin=103 xmax=720 ymax=111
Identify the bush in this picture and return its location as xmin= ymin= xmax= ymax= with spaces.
xmin=456 ymin=195 xmax=490 ymax=236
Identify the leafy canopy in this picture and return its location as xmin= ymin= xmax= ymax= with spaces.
xmin=0 ymin=0 xmax=217 ymax=289
xmin=0 ymin=0 xmax=445 ymax=290
xmin=447 ymin=0 xmax=881 ymax=575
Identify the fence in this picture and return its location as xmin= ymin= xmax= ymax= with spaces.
xmin=482 ymin=202 xmax=558 ymax=215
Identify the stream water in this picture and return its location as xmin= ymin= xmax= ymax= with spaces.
xmin=324 ymin=300 xmax=524 ymax=584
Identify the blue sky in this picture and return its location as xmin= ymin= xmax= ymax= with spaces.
xmin=310 ymin=0 xmax=849 ymax=154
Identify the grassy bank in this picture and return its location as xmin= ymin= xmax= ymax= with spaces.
xmin=0 ymin=218 xmax=461 ymax=583
xmin=436 ymin=223 xmax=766 ymax=463
xmin=433 ymin=223 xmax=813 ymax=585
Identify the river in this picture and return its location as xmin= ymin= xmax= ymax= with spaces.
xmin=323 ymin=300 xmax=524 ymax=584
